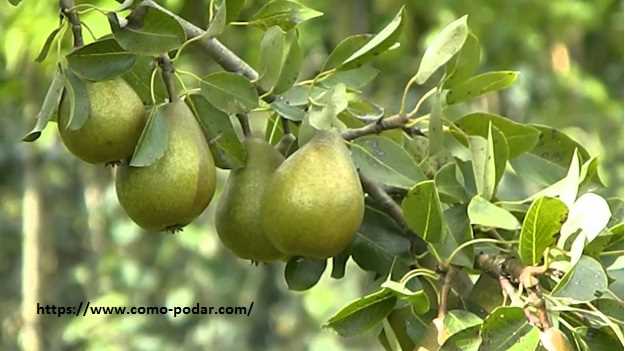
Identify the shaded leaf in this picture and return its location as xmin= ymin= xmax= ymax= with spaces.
xmin=67 ymin=38 xmax=136 ymax=81
xmin=269 ymin=99 xmax=306 ymax=121
xmin=249 ymin=0 xmax=322 ymax=31
xmin=108 ymin=6 xmax=186 ymax=55
xmin=468 ymin=130 xmax=496 ymax=200
xmin=415 ymin=15 xmax=469 ymax=84
xmin=206 ymin=0 xmax=227 ymax=37
xmin=63 ymin=70 xmax=90 ymax=131
xmin=351 ymin=135 xmax=426 ymax=189
xmin=446 ymin=71 xmax=518 ymax=105
xmin=274 ymin=29 xmax=302 ymax=94
xmin=440 ymin=325 xmax=481 ymax=351
xmin=284 ymin=256 xmax=327 ymax=291
xmin=429 ymin=90 xmax=444 ymax=154
xmin=352 ymin=207 xmax=412 ymax=276
xmin=201 ymin=71 xmax=258 ymax=114
xmin=298 ymin=84 xmax=347 ymax=144
xmin=122 ymin=55 xmax=168 ymax=105
xmin=553 ymin=255 xmax=608 ymax=303
xmin=323 ymin=34 xmax=372 ymax=70
xmin=479 ymin=306 xmax=540 ymax=351
xmin=518 ymin=196 xmax=568 ymax=265
xmin=339 ymin=7 xmax=405 ymax=70
xmin=224 ymin=0 xmax=245 ymax=23
xmin=325 ymin=289 xmax=396 ymax=336
xmin=453 ymin=112 xmax=540 ymax=158
xmin=22 ymin=71 xmax=65 ymax=142
xmin=433 ymin=205 xmax=474 ymax=268
xmin=129 ymin=105 xmax=168 ymax=167
xmin=186 ymin=94 xmax=246 ymax=169
xmin=322 ymin=65 xmax=379 ymax=90
xmin=441 ymin=310 xmax=482 ymax=344
xmin=435 ymin=162 xmax=468 ymax=203
xmin=529 ymin=124 xmax=590 ymax=168
xmin=401 ymin=180 xmax=444 ymax=243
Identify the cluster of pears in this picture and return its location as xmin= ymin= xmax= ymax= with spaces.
xmin=57 ymin=78 xmax=216 ymax=232
xmin=57 ymin=76 xmax=365 ymax=260
xmin=216 ymin=130 xmax=365 ymax=261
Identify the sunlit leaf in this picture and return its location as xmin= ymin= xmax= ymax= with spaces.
xmin=479 ymin=307 xmax=540 ymax=350
xmin=518 ymin=196 xmax=568 ymax=265
xmin=446 ymin=71 xmax=518 ymax=105
xmin=67 ymin=38 xmax=136 ymax=81
xmin=415 ymin=15 xmax=469 ymax=84
xmin=401 ymin=180 xmax=444 ymax=243
xmin=553 ymin=255 xmax=608 ymax=303
xmin=129 ymin=104 xmax=168 ymax=167
xmin=249 ymin=0 xmax=323 ymax=31
xmin=444 ymin=32 xmax=481 ymax=89
xmin=468 ymin=195 xmax=520 ymax=230
xmin=325 ymin=288 xmax=396 ymax=336
xmin=22 ymin=71 xmax=65 ymax=142
xmin=200 ymin=71 xmax=258 ymax=114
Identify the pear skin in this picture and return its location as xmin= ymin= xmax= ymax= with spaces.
xmin=115 ymin=101 xmax=216 ymax=232
xmin=58 ymin=78 xmax=146 ymax=164
xmin=215 ymin=138 xmax=285 ymax=262
xmin=262 ymin=130 xmax=364 ymax=258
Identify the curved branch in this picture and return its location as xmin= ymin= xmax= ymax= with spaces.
xmin=60 ymin=0 xmax=83 ymax=48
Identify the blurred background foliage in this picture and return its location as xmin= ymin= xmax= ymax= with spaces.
xmin=0 ymin=0 xmax=622 ymax=350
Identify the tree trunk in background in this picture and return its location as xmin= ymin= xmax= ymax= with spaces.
xmin=81 ymin=166 xmax=112 ymax=296
xmin=247 ymin=264 xmax=282 ymax=350
xmin=21 ymin=147 xmax=43 ymax=351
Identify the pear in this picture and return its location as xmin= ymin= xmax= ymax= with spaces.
xmin=58 ymin=78 xmax=146 ymax=164
xmin=262 ymin=130 xmax=364 ymax=258
xmin=115 ymin=101 xmax=216 ymax=232
xmin=215 ymin=138 xmax=285 ymax=262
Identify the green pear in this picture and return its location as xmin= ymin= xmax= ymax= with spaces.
xmin=262 ymin=130 xmax=364 ymax=258
xmin=115 ymin=101 xmax=216 ymax=232
xmin=58 ymin=78 xmax=146 ymax=164
xmin=215 ymin=138 xmax=285 ymax=262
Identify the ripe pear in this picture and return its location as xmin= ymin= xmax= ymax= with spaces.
xmin=215 ymin=138 xmax=285 ymax=262
xmin=58 ymin=78 xmax=146 ymax=164
xmin=262 ymin=130 xmax=364 ymax=259
xmin=115 ymin=101 xmax=216 ymax=232
xmin=540 ymin=328 xmax=574 ymax=351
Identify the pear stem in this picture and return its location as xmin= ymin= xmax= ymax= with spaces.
xmin=157 ymin=54 xmax=178 ymax=102
xmin=275 ymin=134 xmax=296 ymax=156
xmin=60 ymin=0 xmax=83 ymax=48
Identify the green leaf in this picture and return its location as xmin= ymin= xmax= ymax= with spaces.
xmin=468 ymin=126 xmax=497 ymax=200
xmin=440 ymin=325 xmax=481 ymax=351
xmin=325 ymin=289 xmax=396 ymax=336
xmin=35 ymin=27 xmax=62 ymax=63
xmin=284 ymin=256 xmax=326 ymax=291
xmin=224 ymin=0 xmax=245 ymax=23
xmin=206 ymin=0 xmax=227 ymax=37
xmin=63 ymin=70 xmax=90 ymax=131
xmin=435 ymin=163 xmax=468 ymax=203
xmin=429 ymin=90 xmax=444 ymax=154
xmin=351 ymin=135 xmax=426 ymax=189
xmin=553 ymin=255 xmax=608 ymax=303
xmin=518 ymin=196 xmax=568 ymax=265
xmin=298 ymin=84 xmax=348 ymax=144
xmin=415 ymin=15 xmax=469 ymax=84
xmin=441 ymin=310 xmax=482 ymax=344
xmin=352 ymin=207 xmax=412 ymax=276
xmin=452 ymin=112 xmax=540 ymax=158
xmin=273 ymin=30 xmax=302 ymax=94
xmin=257 ymin=27 xmax=302 ymax=94
xmin=467 ymin=196 xmax=521 ymax=230
xmin=129 ymin=105 xmax=169 ymax=167
xmin=108 ymin=6 xmax=186 ymax=55
xmin=444 ymin=32 xmax=481 ymax=89
xmin=345 ymin=93 xmax=384 ymax=120
xmin=200 ymin=71 xmax=258 ymax=114
xmin=446 ymin=71 xmax=518 ymax=105
xmin=323 ymin=34 xmax=372 ymax=70
xmin=186 ymin=94 xmax=246 ymax=169
xmin=401 ymin=180 xmax=444 ymax=243
xmin=321 ymin=65 xmax=379 ymax=90
xmin=331 ymin=249 xmax=350 ymax=279
xmin=381 ymin=279 xmax=430 ymax=315
xmin=8 ymin=0 xmax=21 ymax=6
xmin=122 ymin=55 xmax=167 ymax=105
xmin=22 ymin=71 xmax=65 ymax=142
xmin=479 ymin=307 xmax=540 ymax=351
xmin=269 ymin=99 xmax=306 ymax=121
xmin=433 ymin=205 xmax=475 ymax=268
xmin=573 ymin=326 xmax=622 ymax=350
xmin=579 ymin=156 xmax=606 ymax=191
xmin=529 ymin=124 xmax=591 ymax=168
xmin=249 ymin=0 xmax=323 ymax=31
xmin=339 ymin=6 xmax=405 ymax=70
xmin=67 ymin=38 xmax=137 ymax=81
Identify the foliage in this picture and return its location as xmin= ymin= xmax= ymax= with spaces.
xmin=2 ymin=0 xmax=623 ymax=350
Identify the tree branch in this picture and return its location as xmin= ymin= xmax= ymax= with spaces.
xmin=142 ymin=0 xmax=258 ymax=81
xmin=342 ymin=114 xmax=410 ymax=141
xmin=358 ymin=172 xmax=427 ymax=253
xmin=60 ymin=0 xmax=83 ymax=48
xmin=156 ymin=54 xmax=177 ymax=102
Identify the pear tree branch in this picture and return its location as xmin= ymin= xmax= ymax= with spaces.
xmin=141 ymin=0 xmax=423 ymax=141
xmin=156 ymin=54 xmax=177 ymax=102
xmin=60 ymin=0 xmax=83 ymax=48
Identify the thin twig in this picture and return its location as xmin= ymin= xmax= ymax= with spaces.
xmin=156 ymin=54 xmax=177 ymax=102
xmin=60 ymin=0 xmax=83 ymax=48
xmin=236 ymin=113 xmax=251 ymax=137
xmin=342 ymin=114 xmax=409 ymax=141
